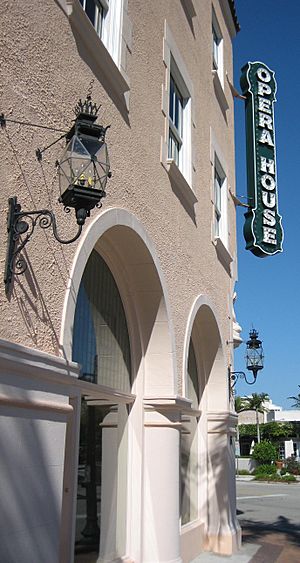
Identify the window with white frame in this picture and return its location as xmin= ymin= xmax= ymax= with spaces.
xmin=169 ymin=72 xmax=184 ymax=166
xmin=79 ymin=0 xmax=108 ymax=39
xmin=212 ymin=10 xmax=223 ymax=86
xmin=78 ymin=0 xmax=123 ymax=67
xmin=214 ymin=155 xmax=228 ymax=246
xmin=167 ymin=57 xmax=191 ymax=181
xmin=161 ymin=23 xmax=193 ymax=191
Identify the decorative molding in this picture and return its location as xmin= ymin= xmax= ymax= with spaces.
xmin=144 ymin=394 xmax=192 ymax=412
xmin=207 ymin=410 xmax=237 ymax=434
xmin=166 ymin=159 xmax=198 ymax=206
xmin=0 ymin=338 xmax=135 ymax=404
xmin=212 ymin=69 xmax=229 ymax=112
xmin=213 ymin=236 xmax=233 ymax=271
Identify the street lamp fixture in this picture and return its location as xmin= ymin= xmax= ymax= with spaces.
xmin=3 ymin=93 xmax=111 ymax=295
xmin=230 ymin=328 xmax=264 ymax=388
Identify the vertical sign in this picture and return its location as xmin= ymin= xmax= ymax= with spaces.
xmin=240 ymin=61 xmax=283 ymax=257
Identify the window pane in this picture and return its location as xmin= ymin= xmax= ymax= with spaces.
xmin=168 ymin=130 xmax=180 ymax=165
xmin=212 ymin=26 xmax=219 ymax=69
xmin=214 ymin=175 xmax=221 ymax=214
xmin=169 ymin=76 xmax=175 ymax=121
xmin=73 ymin=250 xmax=131 ymax=392
xmin=85 ymin=0 xmax=96 ymax=26
xmin=95 ymin=2 xmax=104 ymax=37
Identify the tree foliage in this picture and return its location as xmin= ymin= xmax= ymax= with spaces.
xmin=251 ymin=440 xmax=277 ymax=465
xmin=287 ymin=385 xmax=300 ymax=409
xmin=243 ymin=392 xmax=269 ymax=413
xmin=239 ymin=421 xmax=298 ymax=439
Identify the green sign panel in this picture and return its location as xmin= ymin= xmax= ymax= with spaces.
xmin=240 ymin=61 xmax=283 ymax=257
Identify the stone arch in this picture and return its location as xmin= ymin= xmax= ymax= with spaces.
xmin=183 ymin=294 xmax=227 ymax=411
xmin=182 ymin=295 xmax=240 ymax=556
xmin=60 ymin=207 xmax=177 ymax=396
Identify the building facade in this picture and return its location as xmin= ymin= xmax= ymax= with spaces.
xmin=0 ymin=1 xmax=241 ymax=561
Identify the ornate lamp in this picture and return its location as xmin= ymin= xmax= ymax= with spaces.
xmin=3 ymin=94 xmax=111 ymax=295
xmin=230 ymin=328 xmax=264 ymax=388
xmin=57 ymin=95 xmax=110 ymax=226
xmin=245 ymin=329 xmax=264 ymax=378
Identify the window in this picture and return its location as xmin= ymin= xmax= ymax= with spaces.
xmin=161 ymin=23 xmax=194 ymax=193
xmin=66 ymin=0 xmax=131 ymax=111
xmin=212 ymin=10 xmax=223 ymax=87
xmin=73 ymin=250 xmax=131 ymax=561
xmin=213 ymin=155 xmax=228 ymax=247
xmin=167 ymin=58 xmax=191 ymax=181
xmin=79 ymin=0 xmax=108 ymax=40
xmin=168 ymin=73 xmax=183 ymax=166
xmin=214 ymin=163 xmax=223 ymax=238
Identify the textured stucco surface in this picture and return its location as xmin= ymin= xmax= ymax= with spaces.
xmin=0 ymin=0 xmax=237 ymax=389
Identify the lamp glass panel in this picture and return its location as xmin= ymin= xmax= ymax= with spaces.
xmin=246 ymin=348 xmax=263 ymax=370
xmin=59 ymin=135 xmax=94 ymax=191
xmin=94 ymin=142 xmax=110 ymax=189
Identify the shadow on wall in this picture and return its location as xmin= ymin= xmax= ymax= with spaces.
xmin=0 ymin=390 xmax=67 ymax=563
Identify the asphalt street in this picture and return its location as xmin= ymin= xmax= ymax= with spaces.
xmin=194 ymin=479 xmax=300 ymax=562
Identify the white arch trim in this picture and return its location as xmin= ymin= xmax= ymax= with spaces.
xmin=182 ymin=294 xmax=226 ymax=397
xmin=59 ymin=207 xmax=177 ymax=374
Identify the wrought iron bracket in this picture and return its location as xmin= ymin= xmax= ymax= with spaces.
xmin=4 ymin=196 xmax=83 ymax=295
xmin=229 ymin=368 xmax=258 ymax=389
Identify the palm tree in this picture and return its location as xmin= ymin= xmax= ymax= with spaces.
xmin=287 ymin=386 xmax=300 ymax=409
xmin=234 ymin=395 xmax=248 ymax=414
xmin=243 ymin=392 xmax=269 ymax=443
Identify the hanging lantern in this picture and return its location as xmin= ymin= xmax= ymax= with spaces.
xmin=58 ymin=95 xmax=111 ymax=225
xmin=245 ymin=329 xmax=264 ymax=377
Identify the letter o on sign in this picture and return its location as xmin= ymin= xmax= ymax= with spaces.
xmin=257 ymin=67 xmax=271 ymax=82
xmin=261 ymin=174 xmax=276 ymax=191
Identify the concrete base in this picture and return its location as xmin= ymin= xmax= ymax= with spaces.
xmin=204 ymin=525 xmax=242 ymax=555
xmin=180 ymin=521 xmax=205 ymax=563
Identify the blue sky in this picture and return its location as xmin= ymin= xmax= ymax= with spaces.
xmin=233 ymin=0 xmax=300 ymax=408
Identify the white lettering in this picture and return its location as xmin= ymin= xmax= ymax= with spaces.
xmin=259 ymin=112 xmax=273 ymax=130
xmin=257 ymin=67 xmax=271 ymax=82
xmin=263 ymin=226 xmax=277 ymax=245
xmin=261 ymin=174 xmax=276 ymax=191
xmin=260 ymin=157 xmax=275 ymax=175
xmin=259 ymin=129 xmax=274 ymax=146
xmin=262 ymin=191 xmax=276 ymax=208
xmin=258 ymin=82 xmax=271 ymax=96
xmin=263 ymin=209 xmax=276 ymax=227
xmin=258 ymin=97 xmax=272 ymax=114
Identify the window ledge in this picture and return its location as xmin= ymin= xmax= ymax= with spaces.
xmin=213 ymin=237 xmax=233 ymax=271
xmin=212 ymin=70 xmax=229 ymax=113
xmin=166 ymin=159 xmax=198 ymax=206
xmin=66 ymin=0 xmax=130 ymax=109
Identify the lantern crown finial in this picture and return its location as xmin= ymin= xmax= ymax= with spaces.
xmin=74 ymin=79 xmax=100 ymax=120
xmin=74 ymin=96 xmax=100 ymax=120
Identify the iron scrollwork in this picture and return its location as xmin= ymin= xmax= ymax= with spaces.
xmin=229 ymin=369 xmax=258 ymax=389
xmin=4 ymin=196 xmax=82 ymax=295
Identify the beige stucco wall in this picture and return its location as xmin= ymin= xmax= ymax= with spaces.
xmin=0 ymin=0 xmax=237 ymax=389
xmin=0 ymin=2 xmax=241 ymax=560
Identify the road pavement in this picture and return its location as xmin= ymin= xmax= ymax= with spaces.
xmin=193 ymin=479 xmax=300 ymax=562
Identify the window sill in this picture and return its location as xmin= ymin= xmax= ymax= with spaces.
xmin=66 ymin=0 xmax=130 ymax=111
xmin=213 ymin=237 xmax=233 ymax=272
xmin=166 ymin=159 xmax=197 ymax=207
xmin=212 ymin=70 xmax=229 ymax=113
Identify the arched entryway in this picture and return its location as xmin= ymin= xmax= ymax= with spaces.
xmin=180 ymin=296 xmax=240 ymax=560
xmin=60 ymin=209 xmax=180 ymax=563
